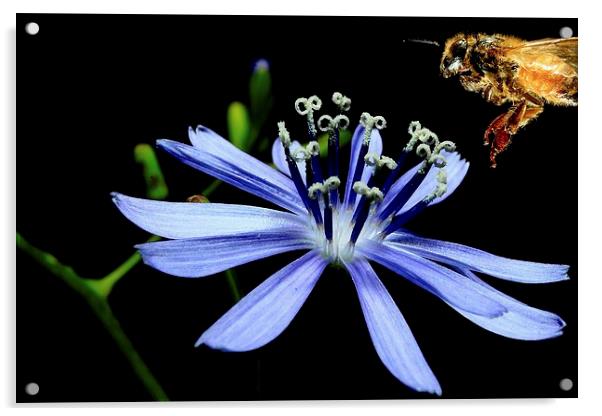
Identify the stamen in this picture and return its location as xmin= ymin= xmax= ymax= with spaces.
xmin=360 ymin=113 xmax=387 ymax=144
xmin=364 ymin=153 xmax=398 ymax=170
xmin=348 ymin=112 xmax=387 ymax=207
xmin=295 ymin=95 xmax=322 ymax=139
xmin=277 ymin=121 xmax=291 ymax=147
xmin=308 ymin=176 xmax=341 ymax=200
xmin=380 ymin=166 xmax=449 ymax=236
xmin=377 ymin=122 xmax=455 ymax=220
xmin=308 ymin=176 xmax=341 ymax=241
xmin=382 ymin=122 xmax=442 ymax=194
xmin=350 ymin=181 xmax=383 ymax=244
xmin=332 ymin=92 xmax=351 ymax=112
xmin=291 ymin=147 xmax=311 ymax=162
xmin=318 ymin=106 xmax=350 ymax=207
xmin=423 ymin=169 xmax=448 ymax=203
xmin=278 ymin=121 xmax=323 ymax=224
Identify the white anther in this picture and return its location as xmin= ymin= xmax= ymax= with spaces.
xmin=277 ymin=121 xmax=291 ymax=147
xmin=373 ymin=116 xmax=387 ymax=130
xmin=318 ymin=115 xmax=334 ymax=132
xmin=416 ymin=143 xmax=432 ymax=160
xmin=352 ymin=181 xmax=384 ymax=202
xmin=307 ymin=141 xmax=320 ymax=156
xmin=295 ymin=95 xmax=322 ymax=136
xmin=405 ymin=121 xmax=457 ymax=172
xmin=335 ymin=115 xmax=350 ymax=130
xmin=408 ymin=121 xmax=421 ymax=135
xmin=308 ymin=182 xmax=324 ymax=199
xmin=434 ymin=140 xmax=456 ymax=154
xmin=332 ymin=92 xmax=351 ymax=112
xmin=364 ymin=152 xmax=380 ymax=166
xmin=308 ymin=176 xmax=341 ymax=199
xmin=360 ymin=112 xmax=387 ymax=145
xmin=405 ymin=121 xmax=437 ymax=152
xmin=424 ymin=168 xmax=448 ymax=203
xmin=292 ymin=147 xmax=311 ymax=161
xmin=308 ymin=95 xmax=322 ymax=110
xmin=364 ymin=153 xmax=398 ymax=170
xmin=318 ymin=114 xmax=350 ymax=132
xmin=323 ymin=176 xmax=341 ymax=190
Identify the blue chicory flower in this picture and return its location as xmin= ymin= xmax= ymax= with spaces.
xmin=112 ymin=93 xmax=568 ymax=396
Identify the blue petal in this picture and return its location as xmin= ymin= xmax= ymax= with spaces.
xmin=196 ymin=250 xmax=328 ymax=351
xmin=344 ymin=259 xmax=441 ymax=395
xmin=357 ymin=240 xmax=507 ymax=317
xmin=343 ymin=125 xmax=383 ymax=208
xmin=449 ymin=268 xmax=566 ymax=340
xmin=159 ymin=126 xmax=305 ymax=214
xmin=136 ymin=230 xmax=312 ymax=278
xmin=378 ymin=151 xmax=468 ymax=217
xmin=387 ymin=232 xmax=570 ymax=283
xmin=112 ymin=192 xmax=306 ymax=240
xmin=271 ymin=138 xmax=307 ymax=185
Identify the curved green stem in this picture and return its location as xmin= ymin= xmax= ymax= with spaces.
xmin=16 ymin=233 xmax=169 ymax=401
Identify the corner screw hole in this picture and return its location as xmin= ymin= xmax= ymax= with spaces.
xmin=559 ymin=378 xmax=573 ymax=391
xmin=25 ymin=382 xmax=39 ymax=396
xmin=25 ymin=22 xmax=40 ymax=35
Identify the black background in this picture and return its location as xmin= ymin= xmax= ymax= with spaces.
xmin=17 ymin=14 xmax=577 ymax=401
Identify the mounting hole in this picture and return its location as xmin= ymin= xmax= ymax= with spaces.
xmin=25 ymin=22 xmax=40 ymax=35
xmin=25 ymin=382 xmax=39 ymax=396
xmin=559 ymin=26 xmax=573 ymax=38
xmin=559 ymin=378 xmax=573 ymax=391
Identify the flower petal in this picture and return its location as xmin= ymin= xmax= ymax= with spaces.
xmin=271 ymin=138 xmax=307 ymax=185
xmin=448 ymin=268 xmax=566 ymax=340
xmin=345 ymin=259 xmax=441 ymax=395
xmin=136 ymin=230 xmax=312 ymax=278
xmin=343 ymin=125 xmax=383 ymax=208
xmin=387 ymin=232 xmax=570 ymax=283
xmin=357 ymin=240 xmax=507 ymax=317
xmin=159 ymin=126 xmax=305 ymax=214
xmin=111 ymin=192 xmax=306 ymax=240
xmin=378 ymin=151 xmax=468 ymax=217
xmin=196 ymin=250 xmax=328 ymax=351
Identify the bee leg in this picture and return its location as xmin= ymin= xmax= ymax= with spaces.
xmin=488 ymin=126 xmax=512 ymax=168
xmin=486 ymin=102 xmax=544 ymax=167
xmin=483 ymin=111 xmax=512 ymax=147
xmin=485 ymin=105 xmax=520 ymax=167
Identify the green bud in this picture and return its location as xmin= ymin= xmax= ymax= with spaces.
xmin=249 ymin=59 xmax=272 ymax=127
xmin=227 ymin=101 xmax=252 ymax=151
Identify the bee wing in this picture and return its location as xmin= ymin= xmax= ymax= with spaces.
xmin=506 ymin=37 xmax=577 ymax=70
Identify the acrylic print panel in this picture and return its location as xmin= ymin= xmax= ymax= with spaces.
xmin=17 ymin=14 xmax=577 ymax=402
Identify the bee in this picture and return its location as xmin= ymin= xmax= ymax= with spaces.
xmin=440 ymin=33 xmax=578 ymax=167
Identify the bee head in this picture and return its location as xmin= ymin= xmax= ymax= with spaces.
xmin=440 ymin=34 xmax=470 ymax=78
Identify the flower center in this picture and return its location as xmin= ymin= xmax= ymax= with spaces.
xmin=277 ymin=94 xmax=456 ymax=264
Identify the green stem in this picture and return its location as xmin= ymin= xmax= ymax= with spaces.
xmin=201 ymin=178 xmax=222 ymax=198
xmin=225 ymin=269 xmax=242 ymax=302
xmin=16 ymin=233 xmax=169 ymax=401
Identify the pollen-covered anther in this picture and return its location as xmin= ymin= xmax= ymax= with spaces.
xmin=277 ymin=121 xmax=291 ymax=147
xmin=405 ymin=121 xmax=438 ymax=152
xmin=307 ymin=141 xmax=321 ymax=157
xmin=318 ymin=114 xmax=350 ymax=132
xmin=353 ymin=181 xmax=384 ymax=202
xmin=359 ymin=113 xmax=387 ymax=144
xmin=291 ymin=147 xmax=311 ymax=162
xmin=364 ymin=153 xmax=398 ymax=170
xmin=308 ymin=176 xmax=341 ymax=199
xmin=295 ymin=95 xmax=322 ymax=136
xmin=424 ymin=168 xmax=449 ymax=203
xmin=332 ymin=92 xmax=351 ymax=112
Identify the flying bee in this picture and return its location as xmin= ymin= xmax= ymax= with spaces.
xmin=440 ymin=33 xmax=577 ymax=167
